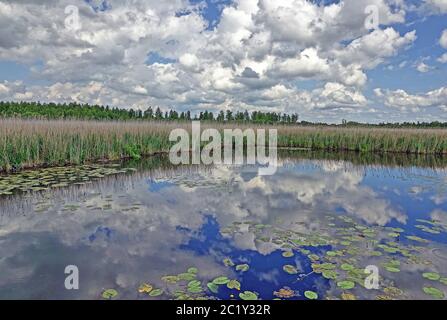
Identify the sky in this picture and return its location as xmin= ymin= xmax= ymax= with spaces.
xmin=0 ymin=0 xmax=446 ymax=123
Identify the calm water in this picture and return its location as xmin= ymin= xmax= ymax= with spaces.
xmin=0 ymin=152 xmax=447 ymax=300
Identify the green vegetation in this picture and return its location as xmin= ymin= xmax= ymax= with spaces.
xmin=1 ymin=102 xmax=447 ymax=172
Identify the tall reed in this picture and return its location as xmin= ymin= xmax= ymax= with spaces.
xmin=1 ymin=119 xmax=447 ymax=172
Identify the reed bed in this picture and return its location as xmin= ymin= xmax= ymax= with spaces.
xmin=1 ymin=118 xmax=447 ymax=172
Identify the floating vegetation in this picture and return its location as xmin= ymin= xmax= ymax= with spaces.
xmin=138 ymin=283 xmax=153 ymax=294
xmin=235 ymin=264 xmax=250 ymax=272
xmin=341 ymin=293 xmax=357 ymax=300
xmin=0 ymin=164 xmax=134 ymax=196
xmin=422 ymin=272 xmax=441 ymax=281
xmin=423 ymin=287 xmax=445 ymax=299
xmin=101 ymin=289 xmax=118 ymax=300
xmin=337 ymin=281 xmax=356 ymax=290
xmin=239 ymin=291 xmax=258 ymax=300
xmin=304 ymin=291 xmax=318 ymax=300
xmin=274 ymin=287 xmax=297 ymax=299
xmin=283 ymin=265 xmax=299 ymax=275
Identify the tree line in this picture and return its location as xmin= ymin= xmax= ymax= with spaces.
xmin=1 ymin=101 xmax=447 ymax=127
xmin=0 ymin=101 xmax=299 ymax=124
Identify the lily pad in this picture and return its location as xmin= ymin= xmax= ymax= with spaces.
xmin=149 ymin=289 xmax=163 ymax=297
xmin=207 ymin=282 xmax=219 ymax=294
xmin=341 ymin=293 xmax=357 ymax=300
xmin=223 ymin=258 xmax=235 ymax=267
xmin=212 ymin=276 xmax=230 ymax=285
xmin=102 ymin=289 xmax=118 ymax=300
xmin=337 ymin=281 xmax=355 ymax=290
xmin=239 ymin=291 xmax=258 ymax=300
xmin=227 ymin=280 xmax=241 ymax=291
xmin=422 ymin=272 xmax=441 ymax=281
xmin=340 ymin=264 xmax=355 ymax=271
xmin=138 ymin=283 xmax=153 ymax=294
xmin=282 ymin=251 xmax=294 ymax=258
xmin=304 ymin=291 xmax=318 ymax=300
xmin=423 ymin=287 xmax=445 ymax=299
xmin=235 ymin=264 xmax=249 ymax=272
xmin=283 ymin=265 xmax=298 ymax=275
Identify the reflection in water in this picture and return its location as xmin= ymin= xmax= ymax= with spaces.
xmin=0 ymin=152 xmax=447 ymax=300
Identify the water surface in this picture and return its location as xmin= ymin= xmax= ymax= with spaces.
xmin=0 ymin=152 xmax=447 ymax=300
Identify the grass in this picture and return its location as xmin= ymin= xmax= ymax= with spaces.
xmin=1 ymin=118 xmax=447 ymax=172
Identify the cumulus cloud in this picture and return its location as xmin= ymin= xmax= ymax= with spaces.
xmin=0 ymin=0 xmax=423 ymax=119
xmin=440 ymin=29 xmax=447 ymax=48
xmin=375 ymin=86 xmax=447 ymax=111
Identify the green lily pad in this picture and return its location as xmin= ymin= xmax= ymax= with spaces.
xmin=207 ymin=282 xmax=219 ymax=294
xmin=188 ymin=280 xmax=201 ymax=288
xmin=322 ymin=270 xmax=338 ymax=280
xmin=337 ymin=281 xmax=355 ymax=290
xmin=227 ymin=280 xmax=241 ymax=291
xmin=340 ymin=264 xmax=355 ymax=271
xmin=385 ymin=266 xmax=400 ymax=273
xmin=178 ymin=273 xmax=196 ymax=281
xmin=422 ymin=272 xmax=441 ymax=281
xmin=239 ymin=291 xmax=258 ymax=300
xmin=102 ymin=289 xmax=118 ymax=300
xmin=235 ymin=264 xmax=249 ymax=272
xmin=149 ymin=289 xmax=163 ymax=297
xmin=304 ymin=291 xmax=318 ymax=300
xmin=439 ymin=277 xmax=447 ymax=285
xmin=283 ymin=265 xmax=298 ymax=275
xmin=282 ymin=251 xmax=294 ymax=258
xmin=223 ymin=258 xmax=235 ymax=267
xmin=187 ymin=267 xmax=198 ymax=274
xmin=423 ymin=287 xmax=445 ymax=299
xmin=212 ymin=276 xmax=230 ymax=285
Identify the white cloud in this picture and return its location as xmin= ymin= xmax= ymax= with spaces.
xmin=425 ymin=0 xmax=447 ymax=14
xmin=0 ymin=0 xmax=425 ymax=120
xmin=438 ymin=53 xmax=447 ymax=63
xmin=440 ymin=29 xmax=447 ymax=48
xmin=375 ymin=86 xmax=447 ymax=111
xmin=416 ymin=61 xmax=434 ymax=73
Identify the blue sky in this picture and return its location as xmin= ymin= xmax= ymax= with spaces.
xmin=0 ymin=0 xmax=446 ymax=123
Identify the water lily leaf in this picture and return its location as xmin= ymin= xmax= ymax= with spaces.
xmin=304 ymin=291 xmax=318 ymax=300
xmin=161 ymin=275 xmax=179 ymax=284
xmin=187 ymin=267 xmax=198 ymax=274
xmin=235 ymin=264 xmax=249 ymax=272
xmin=341 ymin=293 xmax=356 ymax=300
xmin=385 ymin=266 xmax=400 ymax=273
xmin=188 ymin=280 xmax=201 ymax=288
xmin=207 ymin=282 xmax=219 ymax=294
xmin=337 ymin=281 xmax=355 ymax=290
xmin=439 ymin=277 xmax=447 ymax=286
xmin=178 ymin=273 xmax=196 ymax=281
xmin=423 ymin=287 xmax=445 ymax=299
xmin=383 ymin=287 xmax=403 ymax=297
xmin=102 ymin=289 xmax=118 ymax=300
xmin=322 ymin=270 xmax=338 ymax=280
xmin=283 ymin=265 xmax=298 ymax=275
xmin=187 ymin=286 xmax=203 ymax=294
xmin=239 ymin=291 xmax=258 ymax=300
xmin=212 ymin=276 xmax=230 ymax=285
xmin=138 ymin=283 xmax=153 ymax=294
xmin=282 ymin=251 xmax=294 ymax=258
xmin=341 ymin=264 xmax=355 ymax=271
xmin=227 ymin=280 xmax=241 ymax=291
xmin=223 ymin=258 xmax=235 ymax=267
xmin=149 ymin=289 xmax=163 ymax=297
xmin=406 ymin=235 xmax=429 ymax=243
xmin=308 ymin=254 xmax=320 ymax=261
xmin=422 ymin=272 xmax=441 ymax=281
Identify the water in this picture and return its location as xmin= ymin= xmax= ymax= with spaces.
xmin=0 ymin=152 xmax=447 ymax=300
